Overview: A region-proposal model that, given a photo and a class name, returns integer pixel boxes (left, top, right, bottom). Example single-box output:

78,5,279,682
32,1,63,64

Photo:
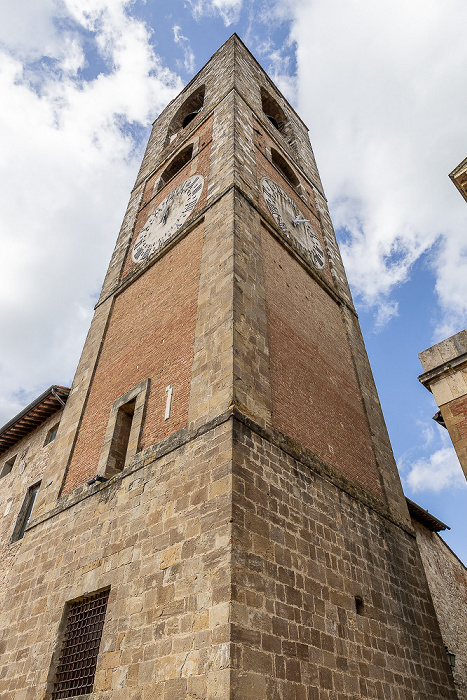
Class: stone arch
165,86,205,145
271,148,300,188
261,87,296,151
157,144,194,193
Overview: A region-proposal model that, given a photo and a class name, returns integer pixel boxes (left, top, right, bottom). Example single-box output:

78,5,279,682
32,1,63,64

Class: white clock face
132,174,204,263
260,176,325,270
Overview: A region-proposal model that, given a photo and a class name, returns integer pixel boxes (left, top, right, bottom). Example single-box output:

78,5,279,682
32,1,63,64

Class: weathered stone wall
413,519,467,700
0,420,233,700
0,415,459,700
419,329,467,479
0,410,64,601
231,418,457,700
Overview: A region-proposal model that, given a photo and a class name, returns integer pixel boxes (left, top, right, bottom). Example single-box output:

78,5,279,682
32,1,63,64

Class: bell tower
0,35,459,700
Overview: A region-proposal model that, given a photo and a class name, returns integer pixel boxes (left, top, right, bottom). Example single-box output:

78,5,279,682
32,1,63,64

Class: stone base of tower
0,412,457,699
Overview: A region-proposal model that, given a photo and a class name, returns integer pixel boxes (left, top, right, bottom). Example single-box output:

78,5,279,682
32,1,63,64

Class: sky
0,0,466,561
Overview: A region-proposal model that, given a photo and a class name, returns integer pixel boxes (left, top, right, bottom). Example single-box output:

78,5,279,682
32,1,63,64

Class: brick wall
260,229,384,501
441,394,467,475
63,225,203,494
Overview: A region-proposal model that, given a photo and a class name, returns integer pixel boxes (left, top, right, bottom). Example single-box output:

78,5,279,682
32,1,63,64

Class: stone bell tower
0,35,459,699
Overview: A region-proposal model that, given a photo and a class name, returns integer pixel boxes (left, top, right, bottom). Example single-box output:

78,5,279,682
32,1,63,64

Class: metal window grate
52,588,110,699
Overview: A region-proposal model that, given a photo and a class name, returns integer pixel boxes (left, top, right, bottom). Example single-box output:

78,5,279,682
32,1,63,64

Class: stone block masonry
0,414,459,698
0,421,233,700
0,34,461,700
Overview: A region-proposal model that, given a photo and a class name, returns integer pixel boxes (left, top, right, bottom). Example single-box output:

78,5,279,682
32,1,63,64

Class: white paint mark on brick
165,385,173,420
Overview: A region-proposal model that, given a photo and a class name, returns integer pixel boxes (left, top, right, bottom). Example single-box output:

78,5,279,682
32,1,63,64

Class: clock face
260,176,326,270
132,174,204,263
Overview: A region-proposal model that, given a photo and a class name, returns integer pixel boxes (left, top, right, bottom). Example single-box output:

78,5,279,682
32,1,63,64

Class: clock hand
292,215,310,227
160,202,171,224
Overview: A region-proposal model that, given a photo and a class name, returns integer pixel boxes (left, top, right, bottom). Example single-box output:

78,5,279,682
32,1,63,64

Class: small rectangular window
1,454,16,478
51,588,110,699
108,399,136,474
44,423,59,446
11,482,40,542
97,379,149,480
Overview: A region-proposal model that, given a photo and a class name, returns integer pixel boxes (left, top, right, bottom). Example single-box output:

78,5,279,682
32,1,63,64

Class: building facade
0,36,460,699
418,158,467,481
419,328,467,480
407,499,467,700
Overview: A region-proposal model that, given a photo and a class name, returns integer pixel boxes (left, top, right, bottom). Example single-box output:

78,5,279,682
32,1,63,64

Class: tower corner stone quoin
0,34,460,700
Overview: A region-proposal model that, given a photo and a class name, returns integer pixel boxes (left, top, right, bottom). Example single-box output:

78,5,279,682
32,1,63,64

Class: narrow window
108,399,136,476
44,423,59,446
97,379,149,480
11,482,41,542
51,588,110,699
1,454,16,478
271,148,300,188
157,144,194,192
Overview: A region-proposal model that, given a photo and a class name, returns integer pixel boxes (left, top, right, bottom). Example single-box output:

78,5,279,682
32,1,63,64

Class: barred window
52,589,110,699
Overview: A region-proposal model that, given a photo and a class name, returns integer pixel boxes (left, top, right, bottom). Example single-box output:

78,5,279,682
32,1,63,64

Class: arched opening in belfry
165,86,205,145
157,144,194,192
261,87,287,133
271,148,300,188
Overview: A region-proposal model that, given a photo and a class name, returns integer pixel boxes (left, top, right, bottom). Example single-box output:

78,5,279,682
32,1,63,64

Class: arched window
261,87,286,135
166,86,205,145
271,148,299,188
157,144,194,192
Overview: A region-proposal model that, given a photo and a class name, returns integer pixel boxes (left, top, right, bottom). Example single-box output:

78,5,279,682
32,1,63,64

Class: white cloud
285,0,467,333
374,300,399,331
416,419,436,448
173,25,196,73
186,0,243,26
0,0,182,426
402,446,466,493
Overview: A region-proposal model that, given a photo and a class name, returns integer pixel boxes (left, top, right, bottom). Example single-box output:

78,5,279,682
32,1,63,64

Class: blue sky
0,0,466,561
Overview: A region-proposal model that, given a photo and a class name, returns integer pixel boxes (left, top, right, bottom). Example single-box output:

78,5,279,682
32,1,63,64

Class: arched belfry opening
271,148,299,188
157,144,194,192
261,87,287,133
261,86,297,151
165,86,205,145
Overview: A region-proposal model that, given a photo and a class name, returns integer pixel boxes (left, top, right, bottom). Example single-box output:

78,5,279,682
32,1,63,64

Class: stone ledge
27,405,414,540
418,352,467,389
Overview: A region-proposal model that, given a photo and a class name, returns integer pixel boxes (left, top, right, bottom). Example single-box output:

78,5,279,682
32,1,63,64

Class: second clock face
132,174,204,263
260,176,325,270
